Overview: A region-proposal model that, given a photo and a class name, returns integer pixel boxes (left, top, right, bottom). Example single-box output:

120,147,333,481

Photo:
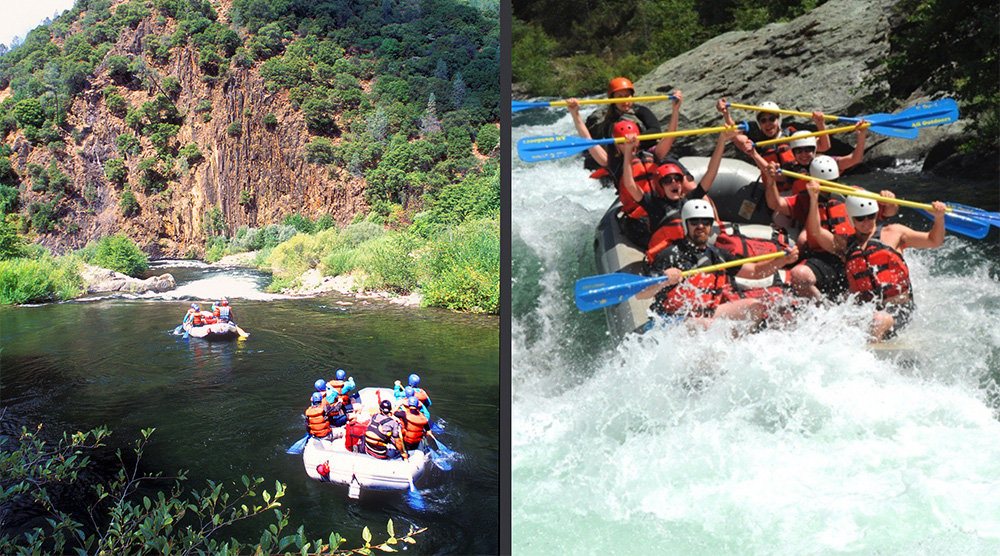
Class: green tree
12,98,45,128
90,233,149,276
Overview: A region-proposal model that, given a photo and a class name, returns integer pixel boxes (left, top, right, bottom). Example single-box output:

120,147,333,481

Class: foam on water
511,112,1000,553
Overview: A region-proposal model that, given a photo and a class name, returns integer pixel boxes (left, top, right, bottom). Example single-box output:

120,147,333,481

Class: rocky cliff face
633,0,988,176
5,3,369,258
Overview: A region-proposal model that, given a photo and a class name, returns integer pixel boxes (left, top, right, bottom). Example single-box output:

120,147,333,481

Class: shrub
476,123,499,155
359,232,422,294
281,213,314,234
116,134,140,156
0,219,26,259
418,217,499,313
227,121,242,136
119,190,139,216
0,255,83,304
88,233,149,277
304,137,336,164
179,143,203,164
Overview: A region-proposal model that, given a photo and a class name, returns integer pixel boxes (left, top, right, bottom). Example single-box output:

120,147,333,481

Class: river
1,262,499,554
511,107,1000,553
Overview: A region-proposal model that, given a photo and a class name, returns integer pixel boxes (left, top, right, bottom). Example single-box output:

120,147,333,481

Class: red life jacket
305,405,331,438
345,418,368,451
191,311,204,325
660,271,741,316
807,197,854,252
400,409,428,445
413,388,430,405
844,234,910,303
713,225,791,258
618,152,660,219
644,206,684,263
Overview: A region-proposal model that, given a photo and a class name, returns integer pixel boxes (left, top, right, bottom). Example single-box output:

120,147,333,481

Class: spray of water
511,108,1000,553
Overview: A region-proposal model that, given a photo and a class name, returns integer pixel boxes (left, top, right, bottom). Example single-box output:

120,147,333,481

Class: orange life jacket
413,388,430,406
645,208,685,264
326,379,350,405
305,405,331,438
191,311,204,325
659,270,741,316
618,152,660,220
400,409,429,445
844,233,910,304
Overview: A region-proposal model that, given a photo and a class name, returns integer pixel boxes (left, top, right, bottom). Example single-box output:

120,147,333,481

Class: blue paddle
512,94,676,113
407,472,425,511
173,325,183,335
430,420,444,434
431,438,456,458
427,446,452,471
517,122,747,162
574,251,790,312
286,434,309,455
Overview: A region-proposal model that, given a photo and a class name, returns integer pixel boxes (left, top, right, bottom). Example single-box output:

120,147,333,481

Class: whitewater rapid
510,108,1000,554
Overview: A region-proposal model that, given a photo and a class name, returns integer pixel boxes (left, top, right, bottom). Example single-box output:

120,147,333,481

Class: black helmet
379,400,392,413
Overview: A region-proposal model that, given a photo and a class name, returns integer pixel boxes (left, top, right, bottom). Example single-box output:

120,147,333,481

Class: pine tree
451,72,466,110
420,93,441,135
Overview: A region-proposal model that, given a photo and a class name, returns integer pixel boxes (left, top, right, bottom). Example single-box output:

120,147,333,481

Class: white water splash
511,110,1000,554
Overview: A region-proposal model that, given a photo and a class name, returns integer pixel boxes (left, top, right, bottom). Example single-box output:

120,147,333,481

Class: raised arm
813,111,832,153
699,129,737,194
763,162,792,216
835,121,867,171
804,181,841,255
653,90,683,160
619,135,644,203
897,201,947,249
567,98,609,167
736,246,800,279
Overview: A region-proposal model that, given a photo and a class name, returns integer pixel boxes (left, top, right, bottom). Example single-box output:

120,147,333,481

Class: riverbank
213,251,424,308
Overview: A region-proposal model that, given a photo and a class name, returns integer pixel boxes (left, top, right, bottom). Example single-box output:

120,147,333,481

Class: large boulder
81,264,175,294
632,0,983,175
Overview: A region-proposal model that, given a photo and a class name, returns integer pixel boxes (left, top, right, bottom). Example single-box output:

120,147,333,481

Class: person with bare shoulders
803,180,946,342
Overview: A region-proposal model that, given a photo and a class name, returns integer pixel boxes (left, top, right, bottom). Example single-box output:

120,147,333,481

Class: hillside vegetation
0,0,500,312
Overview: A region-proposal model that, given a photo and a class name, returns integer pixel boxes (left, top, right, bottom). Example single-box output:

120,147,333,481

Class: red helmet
607,77,634,98
656,163,684,180
612,120,640,138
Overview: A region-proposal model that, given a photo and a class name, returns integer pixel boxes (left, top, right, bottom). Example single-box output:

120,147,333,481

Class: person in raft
566,90,683,247
211,298,235,323
325,369,358,415
364,400,408,460
305,392,333,440
638,199,799,330
394,383,431,419
803,180,946,342
394,396,438,453
583,76,664,163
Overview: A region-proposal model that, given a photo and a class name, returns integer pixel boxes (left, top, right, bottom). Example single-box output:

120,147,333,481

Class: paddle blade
236,325,250,338
433,439,456,457
428,448,453,471
947,203,1000,227
286,434,309,455
173,325,183,335
516,134,608,162
916,209,990,239
574,272,667,312
511,100,549,113
430,420,444,434
407,477,425,511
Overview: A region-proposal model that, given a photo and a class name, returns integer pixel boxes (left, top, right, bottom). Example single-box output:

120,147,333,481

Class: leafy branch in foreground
0,424,425,555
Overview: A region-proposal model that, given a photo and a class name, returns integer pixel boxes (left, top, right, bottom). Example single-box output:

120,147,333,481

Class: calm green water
1,262,499,554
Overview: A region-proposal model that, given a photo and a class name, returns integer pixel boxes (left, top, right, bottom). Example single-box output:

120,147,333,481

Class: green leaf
362,526,372,544
387,519,394,537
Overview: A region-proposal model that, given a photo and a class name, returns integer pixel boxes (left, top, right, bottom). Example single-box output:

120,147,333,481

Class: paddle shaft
729,102,850,123
553,94,676,108
679,250,788,278
597,123,745,147
778,169,940,211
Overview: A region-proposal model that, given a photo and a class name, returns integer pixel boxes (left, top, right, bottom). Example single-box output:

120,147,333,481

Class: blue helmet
311,392,323,404
190,303,200,310
404,386,414,397
407,396,419,407
335,369,346,380
314,379,326,392
408,373,420,387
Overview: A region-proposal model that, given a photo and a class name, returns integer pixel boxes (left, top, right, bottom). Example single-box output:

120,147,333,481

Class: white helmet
788,130,817,150
681,199,715,224
846,195,879,219
810,155,839,180
757,101,781,124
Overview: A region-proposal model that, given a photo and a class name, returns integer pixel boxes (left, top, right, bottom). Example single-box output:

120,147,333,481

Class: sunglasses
660,173,683,184
792,147,816,154
854,214,877,222
687,218,714,228
757,115,779,124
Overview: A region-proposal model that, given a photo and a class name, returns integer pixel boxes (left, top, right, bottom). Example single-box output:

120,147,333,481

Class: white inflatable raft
302,387,428,499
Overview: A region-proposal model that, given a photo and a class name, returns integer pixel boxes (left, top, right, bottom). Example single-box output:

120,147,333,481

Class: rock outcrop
80,264,175,294
6,1,369,259
633,0,989,176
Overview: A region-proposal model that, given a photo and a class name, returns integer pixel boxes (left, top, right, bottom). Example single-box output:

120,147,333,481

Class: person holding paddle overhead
582,77,663,166
638,199,799,330
803,180,946,342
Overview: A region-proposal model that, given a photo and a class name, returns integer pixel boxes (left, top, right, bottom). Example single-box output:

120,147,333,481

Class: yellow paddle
512,94,676,113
